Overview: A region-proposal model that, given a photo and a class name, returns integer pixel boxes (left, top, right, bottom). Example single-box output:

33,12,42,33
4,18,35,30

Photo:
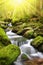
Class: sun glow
7,0,36,21
10,0,25,6
0,0,38,21
15,0,23,4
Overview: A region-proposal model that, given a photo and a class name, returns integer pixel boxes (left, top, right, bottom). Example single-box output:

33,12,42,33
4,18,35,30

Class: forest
0,0,43,65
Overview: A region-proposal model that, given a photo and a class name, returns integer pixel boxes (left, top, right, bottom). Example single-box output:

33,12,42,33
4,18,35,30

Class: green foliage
0,44,20,65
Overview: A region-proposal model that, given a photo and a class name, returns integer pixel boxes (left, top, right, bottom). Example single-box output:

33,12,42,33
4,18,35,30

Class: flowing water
6,30,43,65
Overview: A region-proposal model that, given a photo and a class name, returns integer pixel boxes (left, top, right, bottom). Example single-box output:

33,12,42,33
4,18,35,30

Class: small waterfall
8,23,12,27
20,39,36,54
14,55,23,65
6,30,27,46
6,30,43,65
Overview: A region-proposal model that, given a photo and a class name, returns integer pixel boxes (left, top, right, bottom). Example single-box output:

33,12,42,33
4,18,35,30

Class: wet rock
34,25,43,36
12,25,34,39
0,21,8,29
0,44,20,65
31,36,43,52
12,20,43,39
24,60,37,65
36,58,43,64
32,58,43,65
21,54,29,61
24,58,43,65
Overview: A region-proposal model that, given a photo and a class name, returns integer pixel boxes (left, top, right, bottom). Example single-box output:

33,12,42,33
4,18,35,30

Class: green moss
35,25,43,36
23,29,34,39
0,24,7,29
12,20,43,39
0,21,8,29
31,36,43,47
0,42,4,49
0,27,20,65
21,54,29,61
0,27,11,46
31,36,43,52
0,44,20,65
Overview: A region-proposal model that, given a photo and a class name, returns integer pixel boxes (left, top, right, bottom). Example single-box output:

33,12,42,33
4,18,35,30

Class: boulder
0,27,11,47
12,20,43,39
21,54,29,61
0,44,20,65
24,58,43,65
0,21,8,29
34,25,43,36
31,36,43,52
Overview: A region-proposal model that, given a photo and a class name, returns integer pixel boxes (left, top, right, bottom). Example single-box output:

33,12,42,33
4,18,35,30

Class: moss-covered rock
23,29,34,39
0,44,20,65
0,42,4,49
31,36,43,52
12,21,42,39
11,13,43,39
34,25,43,36
21,54,29,61
0,27,11,46
0,21,8,29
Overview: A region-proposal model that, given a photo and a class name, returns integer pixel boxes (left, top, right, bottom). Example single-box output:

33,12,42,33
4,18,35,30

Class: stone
0,44,20,65
31,36,43,52
21,54,29,61
0,27,11,47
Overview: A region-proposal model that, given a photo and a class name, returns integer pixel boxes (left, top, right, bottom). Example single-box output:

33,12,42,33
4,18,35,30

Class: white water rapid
6,30,43,65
